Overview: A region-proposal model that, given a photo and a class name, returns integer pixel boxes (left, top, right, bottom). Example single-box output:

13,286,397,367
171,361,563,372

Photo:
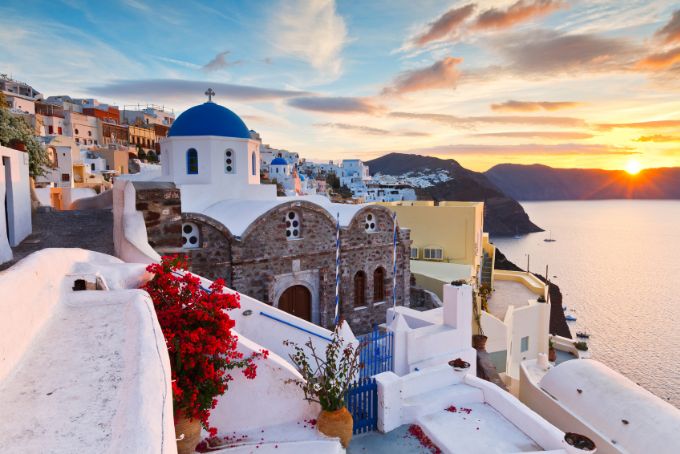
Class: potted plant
284,327,361,448
448,357,470,371
472,289,488,350
549,336,557,362
574,341,589,352
142,256,267,454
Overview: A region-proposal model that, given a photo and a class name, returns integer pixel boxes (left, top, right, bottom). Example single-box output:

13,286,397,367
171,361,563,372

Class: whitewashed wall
0,146,31,263
0,248,175,453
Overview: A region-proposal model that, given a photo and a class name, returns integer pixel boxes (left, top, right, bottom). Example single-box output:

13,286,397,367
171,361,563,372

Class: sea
493,200,680,408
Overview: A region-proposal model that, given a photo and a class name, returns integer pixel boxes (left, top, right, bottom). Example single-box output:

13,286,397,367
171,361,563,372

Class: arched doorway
278,285,312,321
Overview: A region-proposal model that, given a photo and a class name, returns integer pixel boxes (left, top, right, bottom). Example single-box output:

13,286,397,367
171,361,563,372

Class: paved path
1,209,114,271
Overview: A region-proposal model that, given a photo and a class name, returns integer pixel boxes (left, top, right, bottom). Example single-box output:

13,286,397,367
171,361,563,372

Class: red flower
142,255,267,436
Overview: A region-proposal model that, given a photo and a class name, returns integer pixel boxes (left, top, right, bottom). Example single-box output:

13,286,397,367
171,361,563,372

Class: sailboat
544,230,556,242
513,227,521,239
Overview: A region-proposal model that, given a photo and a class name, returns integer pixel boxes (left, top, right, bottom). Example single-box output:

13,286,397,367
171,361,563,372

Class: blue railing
357,327,394,379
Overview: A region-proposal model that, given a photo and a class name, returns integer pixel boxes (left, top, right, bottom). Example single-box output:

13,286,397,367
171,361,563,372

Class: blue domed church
147,91,412,334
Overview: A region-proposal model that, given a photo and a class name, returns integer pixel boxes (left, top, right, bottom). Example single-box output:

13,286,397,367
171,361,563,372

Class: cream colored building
380,201,485,274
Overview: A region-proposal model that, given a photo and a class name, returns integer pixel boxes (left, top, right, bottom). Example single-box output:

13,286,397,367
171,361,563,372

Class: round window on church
365,213,377,232
182,222,200,249
225,149,235,174
285,211,301,239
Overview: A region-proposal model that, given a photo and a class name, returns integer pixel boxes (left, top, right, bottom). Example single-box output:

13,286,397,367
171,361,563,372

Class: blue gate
357,327,393,379
345,377,378,434
343,328,393,434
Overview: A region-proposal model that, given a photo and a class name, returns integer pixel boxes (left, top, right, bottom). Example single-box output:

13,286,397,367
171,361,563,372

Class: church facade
137,93,411,334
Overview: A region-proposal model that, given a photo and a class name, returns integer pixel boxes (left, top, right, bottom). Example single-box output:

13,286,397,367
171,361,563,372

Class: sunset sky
1,0,679,171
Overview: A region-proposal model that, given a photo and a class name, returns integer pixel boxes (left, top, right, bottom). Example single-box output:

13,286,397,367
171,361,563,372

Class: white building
259,143,300,172
365,184,417,202
0,145,31,264
66,111,99,147
340,159,370,189
122,104,175,126
520,357,680,454
1,75,41,115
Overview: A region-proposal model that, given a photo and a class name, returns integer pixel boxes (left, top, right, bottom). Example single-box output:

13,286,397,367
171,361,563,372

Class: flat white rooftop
419,403,542,454
487,279,536,320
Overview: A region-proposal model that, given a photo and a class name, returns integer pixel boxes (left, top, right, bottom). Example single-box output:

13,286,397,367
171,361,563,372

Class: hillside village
1,76,680,454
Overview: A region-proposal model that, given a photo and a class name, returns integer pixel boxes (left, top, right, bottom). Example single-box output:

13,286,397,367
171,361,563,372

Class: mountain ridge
484,163,680,200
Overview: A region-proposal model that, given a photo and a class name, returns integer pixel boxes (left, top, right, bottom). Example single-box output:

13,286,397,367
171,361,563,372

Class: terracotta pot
472,334,488,350
318,406,353,448
549,347,557,362
175,416,202,454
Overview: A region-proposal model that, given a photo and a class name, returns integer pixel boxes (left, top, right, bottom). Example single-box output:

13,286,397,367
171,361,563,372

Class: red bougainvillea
143,255,268,436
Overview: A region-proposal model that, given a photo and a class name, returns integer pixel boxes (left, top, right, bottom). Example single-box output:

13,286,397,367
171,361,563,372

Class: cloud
490,100,583,112
497,30,637,74
287,96,384,114
389,111,586,128
472,131,593,140
473,0,566,30
405,143,637,156
635,46,680,71
412,4,476,47
90,79,307,103
272,0,347,77
635,134,680,142
597,120,680,130
656,10,680,45
315,123,429,137
202,51,240,72
383,57,463,95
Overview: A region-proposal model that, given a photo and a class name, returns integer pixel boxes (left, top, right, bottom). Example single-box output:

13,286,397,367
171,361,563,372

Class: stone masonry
135,185,411,335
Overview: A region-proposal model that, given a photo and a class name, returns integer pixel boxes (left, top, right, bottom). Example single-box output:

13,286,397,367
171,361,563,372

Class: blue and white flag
334,212,341,326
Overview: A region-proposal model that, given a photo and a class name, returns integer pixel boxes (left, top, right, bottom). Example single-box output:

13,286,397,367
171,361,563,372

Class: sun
625,159,642,175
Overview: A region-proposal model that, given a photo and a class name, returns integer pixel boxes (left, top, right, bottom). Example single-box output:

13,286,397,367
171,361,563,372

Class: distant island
366,153,542,236
485,164,680,200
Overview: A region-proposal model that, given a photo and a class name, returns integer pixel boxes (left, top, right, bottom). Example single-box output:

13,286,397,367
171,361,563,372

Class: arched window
251,151,257,176
354,271,366,307
285,211,301,239
182,222,200,248
186,148,198,174
373,267,385,302
225,149,235,173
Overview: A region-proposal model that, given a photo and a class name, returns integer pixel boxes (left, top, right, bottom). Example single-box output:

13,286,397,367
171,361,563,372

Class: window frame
225,148,235,174
354,271,367,307
373,267,385,302
520,336,529,353
186,148,198,175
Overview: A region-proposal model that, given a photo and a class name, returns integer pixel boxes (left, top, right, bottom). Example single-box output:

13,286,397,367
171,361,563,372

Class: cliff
366,153,542,235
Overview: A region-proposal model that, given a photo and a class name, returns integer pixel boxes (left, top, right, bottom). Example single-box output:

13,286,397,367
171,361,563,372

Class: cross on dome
205,88,215,102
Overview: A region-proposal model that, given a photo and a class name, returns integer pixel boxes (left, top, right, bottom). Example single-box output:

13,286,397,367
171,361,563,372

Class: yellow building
379,201,489,286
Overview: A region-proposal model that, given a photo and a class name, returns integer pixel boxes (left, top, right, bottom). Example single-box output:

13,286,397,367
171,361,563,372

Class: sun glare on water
625,159,643,175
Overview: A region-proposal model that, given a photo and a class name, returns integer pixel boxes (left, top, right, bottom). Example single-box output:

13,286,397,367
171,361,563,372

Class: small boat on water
565,314,577,322
576,331,590,338
544,230,556,242
562,306,567,311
